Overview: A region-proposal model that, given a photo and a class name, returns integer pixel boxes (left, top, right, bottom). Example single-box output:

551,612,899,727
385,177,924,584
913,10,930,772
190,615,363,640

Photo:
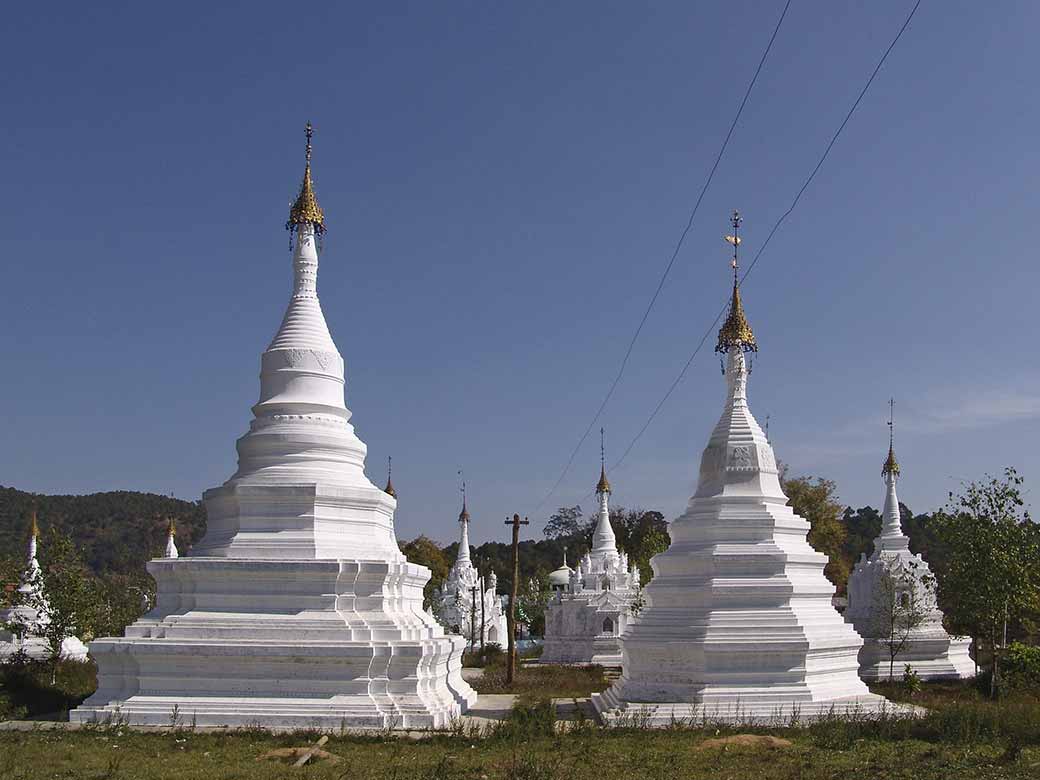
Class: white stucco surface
71,199,474,728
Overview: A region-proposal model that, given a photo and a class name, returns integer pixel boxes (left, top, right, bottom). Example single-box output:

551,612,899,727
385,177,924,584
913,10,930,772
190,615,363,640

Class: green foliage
783,475,849,590
0,486,206,579
902,664,922,697
399,535,450,608
0,657,96,720
1003,642,1040,693
930,468,1040,693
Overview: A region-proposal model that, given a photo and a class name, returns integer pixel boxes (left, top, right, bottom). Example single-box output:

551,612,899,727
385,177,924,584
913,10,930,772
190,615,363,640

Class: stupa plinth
593,213,908,724
844,413,974,680
71,126,475,729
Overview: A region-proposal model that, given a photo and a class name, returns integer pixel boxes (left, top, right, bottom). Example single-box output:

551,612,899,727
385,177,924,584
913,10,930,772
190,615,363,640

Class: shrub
1002,642,1040,693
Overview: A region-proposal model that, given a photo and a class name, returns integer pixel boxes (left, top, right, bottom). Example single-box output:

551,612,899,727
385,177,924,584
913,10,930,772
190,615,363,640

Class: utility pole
479,560,487,654
469,584,478,650
504,512,529,685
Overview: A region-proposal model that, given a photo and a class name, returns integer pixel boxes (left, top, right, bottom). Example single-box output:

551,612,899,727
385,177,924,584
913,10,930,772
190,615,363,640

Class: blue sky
2,1,1038,546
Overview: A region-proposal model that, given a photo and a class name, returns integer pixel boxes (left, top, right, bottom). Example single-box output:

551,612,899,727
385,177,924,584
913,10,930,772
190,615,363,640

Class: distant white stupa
594,213,905,724
844,410,974,680
433,486,508,647
72,125,475,729
0,511,89,662
542,433,641,666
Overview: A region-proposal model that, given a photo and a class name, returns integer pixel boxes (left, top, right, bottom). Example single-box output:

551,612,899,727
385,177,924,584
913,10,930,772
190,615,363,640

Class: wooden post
504,513,529,686
479,564,487,654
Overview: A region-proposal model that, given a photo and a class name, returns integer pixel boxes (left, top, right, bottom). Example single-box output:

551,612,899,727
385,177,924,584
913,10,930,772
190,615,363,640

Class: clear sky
2,1,1038,547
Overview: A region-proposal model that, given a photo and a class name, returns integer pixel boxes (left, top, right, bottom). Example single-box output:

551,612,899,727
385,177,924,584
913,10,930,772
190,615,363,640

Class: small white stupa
844,408,974,680
542,433,641,666
163,518,179,559
594,213,904,724
72,125,475,728
433,487,508,647
0,511,89,662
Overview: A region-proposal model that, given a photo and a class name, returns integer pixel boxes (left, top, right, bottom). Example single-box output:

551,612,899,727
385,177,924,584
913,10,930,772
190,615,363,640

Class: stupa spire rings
716,210,757,355
286,122,326,237
458,470,470,522
883,398,900,478
596,427,611,495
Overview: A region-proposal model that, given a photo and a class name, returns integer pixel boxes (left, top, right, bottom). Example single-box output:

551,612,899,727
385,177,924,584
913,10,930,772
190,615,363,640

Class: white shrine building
541,442,641,666
433,495,508,647
72,126,475,729
0,512,89,662
844,419,974,680
593,213,906,724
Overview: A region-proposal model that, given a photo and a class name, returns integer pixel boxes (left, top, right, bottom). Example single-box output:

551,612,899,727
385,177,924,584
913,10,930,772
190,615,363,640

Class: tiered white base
592,685,916,726
857,634,975,681
70,558,476,729
541,594,631,667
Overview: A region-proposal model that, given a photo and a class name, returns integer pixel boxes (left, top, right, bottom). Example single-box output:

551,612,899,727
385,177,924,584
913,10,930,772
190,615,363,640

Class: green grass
471,654,609,699
3,670,1040,779
1,719,1038,779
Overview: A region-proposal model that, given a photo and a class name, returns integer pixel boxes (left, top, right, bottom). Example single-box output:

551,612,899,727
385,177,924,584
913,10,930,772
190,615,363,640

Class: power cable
534,0,794,512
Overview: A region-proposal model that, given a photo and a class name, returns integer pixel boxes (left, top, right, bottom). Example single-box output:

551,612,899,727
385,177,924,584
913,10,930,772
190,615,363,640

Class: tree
931,468,1040,696
399,535,450,609
783,475,850,591
516,576,552,636
3,528,100,680
542,506,590,541
872,557,932,681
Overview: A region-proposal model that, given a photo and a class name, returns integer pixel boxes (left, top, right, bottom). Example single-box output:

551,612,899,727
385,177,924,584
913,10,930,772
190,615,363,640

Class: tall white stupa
72,125,475,728
542,433,641,666
433,489,508,646
844,407,974,680
594,213,903,724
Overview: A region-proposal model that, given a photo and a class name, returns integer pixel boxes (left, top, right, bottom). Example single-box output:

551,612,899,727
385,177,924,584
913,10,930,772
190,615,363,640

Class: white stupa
72,125,475,729
844,413,974,680
433,492,508,647
0,511,89,662
594,213,905,724
542,438,641,666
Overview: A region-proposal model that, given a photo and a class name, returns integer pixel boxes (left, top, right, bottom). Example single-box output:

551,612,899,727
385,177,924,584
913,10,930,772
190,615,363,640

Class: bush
1002,642,1040,693
0,657,96,720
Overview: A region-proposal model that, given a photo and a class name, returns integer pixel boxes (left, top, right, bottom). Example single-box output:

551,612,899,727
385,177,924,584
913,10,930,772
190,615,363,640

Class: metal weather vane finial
384,455,396,498
596,427,611,495
716,210,757,355
883,397,900,477
725,209,743,282
458,469,470,520
287,121,326,237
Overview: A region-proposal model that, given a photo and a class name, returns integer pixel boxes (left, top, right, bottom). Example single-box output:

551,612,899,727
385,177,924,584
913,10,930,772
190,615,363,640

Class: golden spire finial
167,517,176,536
716,210,757,354
883,398,900,476
596,427,611,494
287,122,326,236
384,456,397,498
29,508,39,539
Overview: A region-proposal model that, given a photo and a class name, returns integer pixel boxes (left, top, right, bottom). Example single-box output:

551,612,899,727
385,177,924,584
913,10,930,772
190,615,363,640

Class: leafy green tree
4,528,100,680
399,535,450,609
783,475,850,591
931,468,1040,696
542,506,591,542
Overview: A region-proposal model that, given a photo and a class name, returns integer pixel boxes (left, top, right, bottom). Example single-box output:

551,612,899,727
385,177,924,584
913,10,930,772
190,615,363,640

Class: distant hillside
0,486,207,577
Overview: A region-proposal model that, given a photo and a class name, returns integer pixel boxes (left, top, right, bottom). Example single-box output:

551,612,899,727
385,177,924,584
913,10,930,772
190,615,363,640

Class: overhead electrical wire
597,0,925,487
533,0,794,512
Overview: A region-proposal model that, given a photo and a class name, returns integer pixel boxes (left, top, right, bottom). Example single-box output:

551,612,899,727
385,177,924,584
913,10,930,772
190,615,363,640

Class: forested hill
0,486,207,576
